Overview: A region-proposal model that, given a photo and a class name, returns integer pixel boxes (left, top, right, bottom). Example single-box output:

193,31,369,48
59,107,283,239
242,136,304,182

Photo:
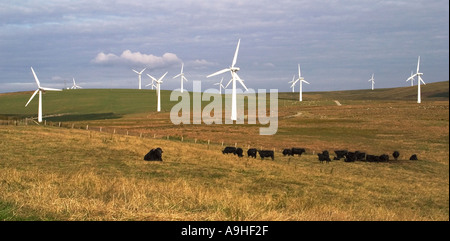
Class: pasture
0,81,448,220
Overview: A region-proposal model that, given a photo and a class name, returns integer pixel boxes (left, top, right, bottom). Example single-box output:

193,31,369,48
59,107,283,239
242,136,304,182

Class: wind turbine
406,71,415,86
132,67,147,90
407,56,426,103
207,39,248,121
71,78,82,89
173,63,188,93
147,72,168,112
146,74,156,90
368,74,375,90
292,64,310,101
288,75,296,93
213,77,225,95
25,67,62,123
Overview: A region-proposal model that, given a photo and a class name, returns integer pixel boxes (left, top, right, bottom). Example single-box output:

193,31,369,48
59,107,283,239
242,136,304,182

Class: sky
0,0,448,93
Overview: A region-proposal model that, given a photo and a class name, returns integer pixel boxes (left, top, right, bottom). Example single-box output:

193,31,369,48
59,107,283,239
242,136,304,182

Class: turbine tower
207,39,248,121
25,67,62,123
173,63,188,93
213,77,225,95
368,74,375,90
147,72,168,112
132,67,147,90
407,56,426,103
406,71,415,86
71,78,82,89
288,75,296,93
291,64,310,101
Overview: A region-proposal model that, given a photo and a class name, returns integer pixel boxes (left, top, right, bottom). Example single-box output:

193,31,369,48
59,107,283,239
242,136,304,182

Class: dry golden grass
0,124,448,221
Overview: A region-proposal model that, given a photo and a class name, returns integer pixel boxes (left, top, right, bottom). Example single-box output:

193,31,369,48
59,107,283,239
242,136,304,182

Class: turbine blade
207,68,230,78
225,79,233,88
417,56,420,73
132,69,139,74
25,89,39,107
159,72,168,81
173,73,182,79
30,67,41,87
420,76,426,85
182,76,188,82
298,64,301,78
140,67,147,74
235,73,248,91
147,74,157,81
41,87,62,91
303,80,310,85
232,39,240,68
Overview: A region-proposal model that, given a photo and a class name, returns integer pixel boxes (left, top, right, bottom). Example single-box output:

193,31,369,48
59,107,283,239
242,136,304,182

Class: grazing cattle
334,150,348,160
291,148,306,156
366,154,380,162
282,149,293,156
318,150,331,163
144,147,163,161
393,151,400,160
247,148,257,158
223,146,237,154
344,152,357,162
222,146,243,157
379,154,389,162
258,150,274,160
409,154,418,160
355,151,366,161
235,148,244,157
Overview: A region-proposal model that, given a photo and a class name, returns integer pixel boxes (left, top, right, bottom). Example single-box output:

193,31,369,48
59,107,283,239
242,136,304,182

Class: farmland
0,81,448,220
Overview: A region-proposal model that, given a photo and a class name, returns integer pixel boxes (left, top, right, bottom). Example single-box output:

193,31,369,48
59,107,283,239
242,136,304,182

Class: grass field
0,81,448,220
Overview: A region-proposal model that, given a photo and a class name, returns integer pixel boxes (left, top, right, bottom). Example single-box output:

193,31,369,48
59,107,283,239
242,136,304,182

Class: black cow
291,148,306,156
366,154,379,162
409,154,418,160
344,152,357,162
379,154,389,162
258,150,274,160
235,148,243,157
144,147,163,161
318,150,331,163
222,146,243,157
223,146,237,154
334,150,348,160
393,151,400,160
247,148,257,158
282,149,293,156
355,151,366,161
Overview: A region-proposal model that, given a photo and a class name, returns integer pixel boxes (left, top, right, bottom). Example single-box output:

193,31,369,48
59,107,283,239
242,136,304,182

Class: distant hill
302,81,449,101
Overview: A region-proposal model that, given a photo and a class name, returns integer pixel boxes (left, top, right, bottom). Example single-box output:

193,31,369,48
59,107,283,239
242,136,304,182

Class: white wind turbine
71,78,82,89
288,75,296,93
207,39,248,121
147,72,168,112
173,63,188,93
146,74,156,90
25,67,62,123
213,77,225,95
406,71,415,86
407,56,426,103
132,67,147,90
291,64,310,101
368,74,375,90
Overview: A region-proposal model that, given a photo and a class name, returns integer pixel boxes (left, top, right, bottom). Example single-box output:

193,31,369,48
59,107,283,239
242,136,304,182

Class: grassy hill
0,81,448,220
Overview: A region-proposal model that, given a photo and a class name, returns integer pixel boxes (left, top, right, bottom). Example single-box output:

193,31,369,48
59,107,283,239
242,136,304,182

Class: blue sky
0,0,448,93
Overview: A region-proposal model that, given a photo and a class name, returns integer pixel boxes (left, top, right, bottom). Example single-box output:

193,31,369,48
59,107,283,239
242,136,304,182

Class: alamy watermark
169,81,278,135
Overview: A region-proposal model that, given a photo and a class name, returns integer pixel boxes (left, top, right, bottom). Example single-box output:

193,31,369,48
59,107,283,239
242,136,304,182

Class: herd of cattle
143,146,419,163
221,146,419,163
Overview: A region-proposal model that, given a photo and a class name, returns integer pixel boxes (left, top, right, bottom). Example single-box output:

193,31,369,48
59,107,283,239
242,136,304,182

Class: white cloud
92,50,182,68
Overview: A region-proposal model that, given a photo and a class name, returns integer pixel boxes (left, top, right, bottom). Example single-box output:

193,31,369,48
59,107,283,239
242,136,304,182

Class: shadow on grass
46,113,122,122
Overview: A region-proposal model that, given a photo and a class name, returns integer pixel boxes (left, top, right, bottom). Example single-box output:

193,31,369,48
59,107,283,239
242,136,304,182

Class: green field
0,81,448,220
